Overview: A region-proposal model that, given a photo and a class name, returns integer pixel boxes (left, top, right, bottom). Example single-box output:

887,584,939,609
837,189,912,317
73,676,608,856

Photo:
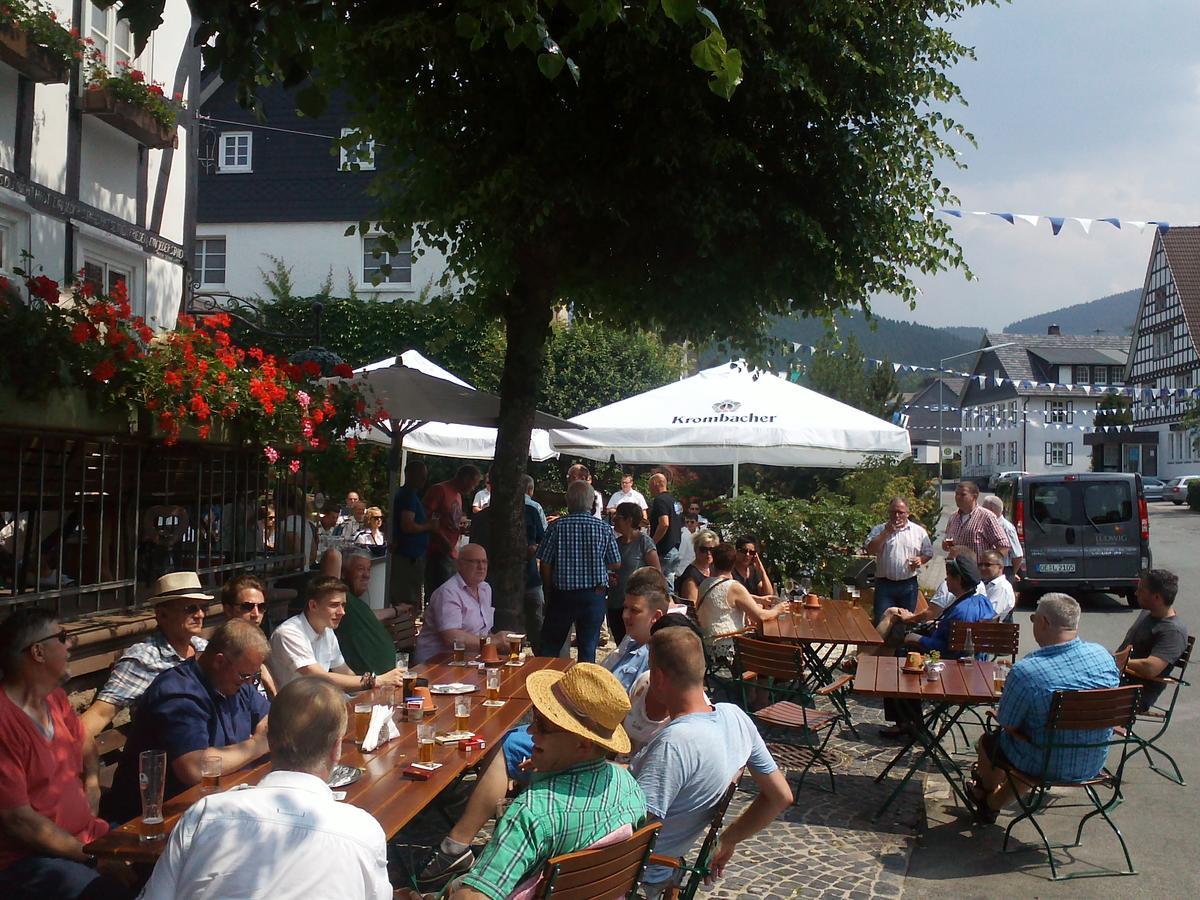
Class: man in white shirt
863,497,933,624
981,495,1025,583
568,464,605,518
979,550,1016,622
269,576,404,693
138,676,392,900
606,474,648,516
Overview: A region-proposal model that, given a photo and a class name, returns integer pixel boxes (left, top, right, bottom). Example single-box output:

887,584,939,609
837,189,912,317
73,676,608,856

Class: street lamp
938,342,1018,499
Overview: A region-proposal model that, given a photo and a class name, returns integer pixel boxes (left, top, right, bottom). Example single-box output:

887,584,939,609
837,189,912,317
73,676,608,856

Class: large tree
119,0,983,628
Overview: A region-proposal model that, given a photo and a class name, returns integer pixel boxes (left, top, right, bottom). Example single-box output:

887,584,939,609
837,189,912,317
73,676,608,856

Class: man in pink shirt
424,465,482,600
415,544,495,663
0,609,133,898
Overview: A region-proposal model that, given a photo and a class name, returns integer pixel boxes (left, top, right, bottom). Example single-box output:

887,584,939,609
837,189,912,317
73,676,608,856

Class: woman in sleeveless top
696,543,784,659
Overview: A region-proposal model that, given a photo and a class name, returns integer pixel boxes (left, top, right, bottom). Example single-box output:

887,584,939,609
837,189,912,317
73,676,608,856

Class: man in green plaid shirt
450,663,647,900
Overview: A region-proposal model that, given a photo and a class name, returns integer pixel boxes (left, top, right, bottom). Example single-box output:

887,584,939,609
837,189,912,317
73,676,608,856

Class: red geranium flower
129,69,145,83
92,359,117,382
301,361,322,377
26,275,60,305
333,363,354,378
69,322,96,344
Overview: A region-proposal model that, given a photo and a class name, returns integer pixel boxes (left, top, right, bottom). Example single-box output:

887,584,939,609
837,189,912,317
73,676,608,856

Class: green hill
764,311,981,369
1004,288,1140,335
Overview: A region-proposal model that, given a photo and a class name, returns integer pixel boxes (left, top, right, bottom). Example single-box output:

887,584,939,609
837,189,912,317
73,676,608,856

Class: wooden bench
375,604,417,655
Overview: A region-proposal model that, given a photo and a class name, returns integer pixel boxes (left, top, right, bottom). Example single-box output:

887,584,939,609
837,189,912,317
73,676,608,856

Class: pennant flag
1048,217,1066,235
1015,214,1040,227
1073,218,1094,234
1099,217,1121,229
991,212,1015,224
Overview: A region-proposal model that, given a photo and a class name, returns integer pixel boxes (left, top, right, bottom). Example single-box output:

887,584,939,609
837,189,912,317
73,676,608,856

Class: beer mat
482,700,506,708
504,660,525,667
332,791,347,801
411,762,443,771
430,683,477,694
435,730,475,743
327,764,364,788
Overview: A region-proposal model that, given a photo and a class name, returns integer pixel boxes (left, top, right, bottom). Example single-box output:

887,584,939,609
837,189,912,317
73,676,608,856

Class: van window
1030,484,1073,526
1084,482,1133,526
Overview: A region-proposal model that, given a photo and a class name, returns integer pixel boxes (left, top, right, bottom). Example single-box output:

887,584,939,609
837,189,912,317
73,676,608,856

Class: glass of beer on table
453,640,466,664
486,667,501,702
354,701,373,746
507,633,524,662
417,723,436,763
455,695,472,733
138,750,167,842
402,669,418,699
200,753,222,794
993,660,1009,694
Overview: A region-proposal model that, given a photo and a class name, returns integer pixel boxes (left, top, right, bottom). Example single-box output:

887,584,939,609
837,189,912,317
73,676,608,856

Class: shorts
978,729,1016,772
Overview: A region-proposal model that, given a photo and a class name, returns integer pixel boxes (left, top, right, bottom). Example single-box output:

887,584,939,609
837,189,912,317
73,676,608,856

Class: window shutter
1066,443,1073,466
1044,400,1050,424
1045,442,1052,466
1067,401,1074,424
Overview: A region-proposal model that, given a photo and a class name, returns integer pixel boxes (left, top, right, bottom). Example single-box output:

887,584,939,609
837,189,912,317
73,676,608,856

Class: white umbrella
353,352,558,461
548,361,910,492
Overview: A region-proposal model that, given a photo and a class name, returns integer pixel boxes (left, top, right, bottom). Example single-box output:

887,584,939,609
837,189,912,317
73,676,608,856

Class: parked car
1164,475,1200,505
1012,473,1150,607
1141,476,1166,501
988,470,1029,490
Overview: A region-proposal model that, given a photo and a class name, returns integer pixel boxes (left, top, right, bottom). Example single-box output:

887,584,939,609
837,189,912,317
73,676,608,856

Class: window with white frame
1010,400,1018,424
89,2,134,70
194,237,226,285
1074,365,1090,384
1153,329,1172,358
1046,400,1073,424
339,128,376,171
0,220,10,274
82,256,131,298
1045,442,1072,467
218,132,252,173
1092,366,1108,386
362,236,412,285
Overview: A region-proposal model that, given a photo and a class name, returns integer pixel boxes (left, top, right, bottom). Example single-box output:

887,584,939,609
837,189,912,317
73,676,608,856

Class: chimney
1047,324,1061,336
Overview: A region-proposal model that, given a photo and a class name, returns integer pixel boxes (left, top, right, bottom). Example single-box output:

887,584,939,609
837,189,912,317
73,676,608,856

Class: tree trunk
488,282,554,632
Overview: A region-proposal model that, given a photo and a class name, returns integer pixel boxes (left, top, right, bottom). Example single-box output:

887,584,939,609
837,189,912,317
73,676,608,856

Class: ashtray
327,764,364,789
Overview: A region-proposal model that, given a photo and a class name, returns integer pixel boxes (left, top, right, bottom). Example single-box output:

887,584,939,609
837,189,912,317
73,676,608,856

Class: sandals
964,778,999,825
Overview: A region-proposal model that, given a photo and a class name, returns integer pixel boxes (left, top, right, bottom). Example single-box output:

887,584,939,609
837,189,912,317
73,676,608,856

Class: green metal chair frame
1000,684,1141,881
1119,634,1193,786
941,621,1021,752
731,634,849,794
646,774,742,900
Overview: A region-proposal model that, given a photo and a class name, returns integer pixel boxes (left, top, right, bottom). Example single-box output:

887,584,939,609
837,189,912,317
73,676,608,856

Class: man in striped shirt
536,481,621,663
943,481,1009,561
864,497,933,623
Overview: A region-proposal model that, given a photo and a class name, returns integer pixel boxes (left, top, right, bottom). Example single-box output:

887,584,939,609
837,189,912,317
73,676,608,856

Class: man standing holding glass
864,497,933,624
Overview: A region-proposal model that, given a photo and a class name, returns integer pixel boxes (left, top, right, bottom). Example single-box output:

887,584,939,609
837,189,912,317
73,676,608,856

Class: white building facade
0,1,197,326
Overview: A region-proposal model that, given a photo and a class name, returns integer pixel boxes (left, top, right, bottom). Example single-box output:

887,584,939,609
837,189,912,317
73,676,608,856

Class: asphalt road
902,498,1200,897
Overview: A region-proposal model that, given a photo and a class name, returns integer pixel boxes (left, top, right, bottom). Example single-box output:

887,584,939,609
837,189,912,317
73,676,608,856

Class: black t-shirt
650,492,681,555
1120,610,1189,709
732,565,763,595
678,564,707,596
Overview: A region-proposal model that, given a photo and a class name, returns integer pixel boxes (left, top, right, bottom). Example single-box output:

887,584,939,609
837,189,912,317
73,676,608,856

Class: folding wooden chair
732,634,849,793
536,821,662,899
647,775,741,900
1000,684,1141,880
1116,635,1193,786
702,626,756,704
949,620,1020,660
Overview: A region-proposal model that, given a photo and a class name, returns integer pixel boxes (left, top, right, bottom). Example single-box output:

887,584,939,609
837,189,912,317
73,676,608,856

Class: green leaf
455,14,481,39
695,5,721,32
537,52,565,81
344,225,356,237
690,32,726,73
565,57,581,85
661,0,697,27
708,48,743,100
295,84,327,117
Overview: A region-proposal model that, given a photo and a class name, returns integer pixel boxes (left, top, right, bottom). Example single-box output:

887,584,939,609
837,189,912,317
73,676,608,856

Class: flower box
0,24,70,84
82,86,177,149
0,386,133,435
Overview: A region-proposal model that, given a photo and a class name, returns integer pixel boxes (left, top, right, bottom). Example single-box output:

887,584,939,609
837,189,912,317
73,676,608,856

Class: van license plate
1038,563,1076,574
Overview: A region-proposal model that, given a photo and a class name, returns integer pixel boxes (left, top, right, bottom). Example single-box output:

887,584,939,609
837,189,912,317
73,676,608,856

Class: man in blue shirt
536,481,620,663
102,620,271,823
969,592,1119,821
391,458,439,609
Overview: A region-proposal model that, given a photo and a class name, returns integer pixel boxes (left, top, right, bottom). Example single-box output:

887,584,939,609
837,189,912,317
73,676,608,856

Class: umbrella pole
384,421,402,608
733,459,740,498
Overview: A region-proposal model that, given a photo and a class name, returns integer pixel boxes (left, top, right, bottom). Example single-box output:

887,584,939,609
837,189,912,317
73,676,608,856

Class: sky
869,0,1200,330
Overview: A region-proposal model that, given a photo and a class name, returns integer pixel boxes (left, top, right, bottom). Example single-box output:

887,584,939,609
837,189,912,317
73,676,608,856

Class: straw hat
526,663,632,755
146,572,214,605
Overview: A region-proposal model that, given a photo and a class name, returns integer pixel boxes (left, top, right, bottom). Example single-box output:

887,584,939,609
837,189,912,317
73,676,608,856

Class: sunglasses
22,628,69,652
531,712,567,736
238,601,266,613
695,546,714,554
738,548,758,556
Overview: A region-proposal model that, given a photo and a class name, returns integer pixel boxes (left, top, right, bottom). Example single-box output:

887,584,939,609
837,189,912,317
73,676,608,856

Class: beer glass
354,702,373,746
486,667,501,702
417,723,436,763
402,670,417,699
453,640,466,664
138,750,167,842
993,661,1009,694
200,753,222,794
507,633,523,662
455,696,472,733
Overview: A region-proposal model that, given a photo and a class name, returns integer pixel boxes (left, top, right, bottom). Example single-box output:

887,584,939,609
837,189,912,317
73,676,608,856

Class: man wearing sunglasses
0,608,134,899
81,572,211,740
220,574,277,699
102,620,271,824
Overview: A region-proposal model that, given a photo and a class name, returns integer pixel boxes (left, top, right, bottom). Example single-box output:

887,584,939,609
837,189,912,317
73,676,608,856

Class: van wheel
1173,500,1184,506
1125,589,1141,608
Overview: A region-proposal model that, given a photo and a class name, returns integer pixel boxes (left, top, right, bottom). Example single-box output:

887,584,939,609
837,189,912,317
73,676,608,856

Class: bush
838,456,940,535
1188,479,1200,512
712,489,873,596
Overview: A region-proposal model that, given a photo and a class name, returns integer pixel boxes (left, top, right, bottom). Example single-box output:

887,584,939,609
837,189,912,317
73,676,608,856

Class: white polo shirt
269,613,346,690
864,520,933,581
606,488,649,511
984,575,1016,620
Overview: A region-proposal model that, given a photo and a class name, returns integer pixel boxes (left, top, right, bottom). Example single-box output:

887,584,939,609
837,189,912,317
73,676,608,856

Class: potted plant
0,0,86,83
82,56,184,148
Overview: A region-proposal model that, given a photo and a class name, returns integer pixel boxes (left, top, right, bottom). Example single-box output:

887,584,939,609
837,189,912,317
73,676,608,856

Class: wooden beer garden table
760,598,883,727
853,654,999,818
85,654,573,863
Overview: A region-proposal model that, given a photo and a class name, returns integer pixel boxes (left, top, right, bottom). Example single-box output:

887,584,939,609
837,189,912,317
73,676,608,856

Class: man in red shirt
942,481,1010,561
423,465,482,600
0,609,133,898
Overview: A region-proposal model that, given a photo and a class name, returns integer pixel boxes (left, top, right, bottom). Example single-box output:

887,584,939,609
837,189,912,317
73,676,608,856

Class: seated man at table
81,571,210,740
101,620,271,824
632,627,792,895
1116,568,1189,712
269,576,405,693
333,549,404,677
138,676,392,899
220,573,277,698
414,543,494,664
0,609,133,900
415,579,670,891
969,593,1120,822
979,549,1016,623
443,664,646,900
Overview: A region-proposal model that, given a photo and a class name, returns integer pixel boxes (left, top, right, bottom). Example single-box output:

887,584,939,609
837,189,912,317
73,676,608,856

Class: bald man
414,544,494,663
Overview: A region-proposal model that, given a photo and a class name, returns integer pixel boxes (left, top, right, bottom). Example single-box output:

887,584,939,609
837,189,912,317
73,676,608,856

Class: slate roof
980,332,1131,388
1159,225,1200,342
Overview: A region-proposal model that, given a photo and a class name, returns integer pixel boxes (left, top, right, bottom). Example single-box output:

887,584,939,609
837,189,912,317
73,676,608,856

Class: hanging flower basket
82,86,178,149
0,24,70,83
